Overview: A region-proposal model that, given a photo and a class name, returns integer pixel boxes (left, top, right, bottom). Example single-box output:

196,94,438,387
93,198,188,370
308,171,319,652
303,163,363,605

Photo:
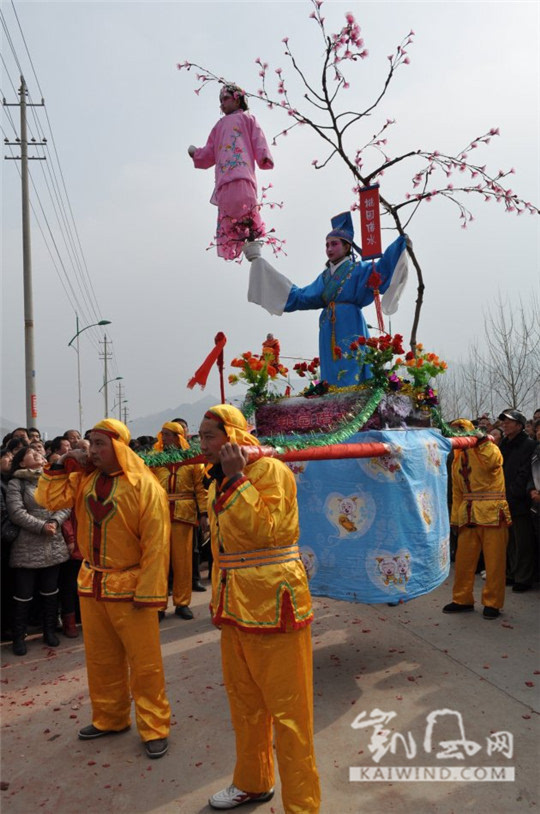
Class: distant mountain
127,394,221,438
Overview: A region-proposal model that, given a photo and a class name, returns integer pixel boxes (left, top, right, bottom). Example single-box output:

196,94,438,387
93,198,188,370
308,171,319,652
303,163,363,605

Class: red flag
359,185,382,260
187,332,227,399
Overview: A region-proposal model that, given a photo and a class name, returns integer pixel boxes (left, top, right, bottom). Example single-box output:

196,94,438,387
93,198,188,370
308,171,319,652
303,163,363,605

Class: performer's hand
58,448,88,467
188,145,196,157
243,241,262,262
219,443,248,478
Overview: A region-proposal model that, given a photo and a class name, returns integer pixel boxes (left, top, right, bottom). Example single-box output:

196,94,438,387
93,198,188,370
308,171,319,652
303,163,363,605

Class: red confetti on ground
87,761,96,766
362,629,371,633
525,682,535,687
501,623,514,629
195,762,203,767
407,676,416,682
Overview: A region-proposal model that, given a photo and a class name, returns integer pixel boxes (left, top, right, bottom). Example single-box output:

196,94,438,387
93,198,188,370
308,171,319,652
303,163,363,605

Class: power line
2,4,113,344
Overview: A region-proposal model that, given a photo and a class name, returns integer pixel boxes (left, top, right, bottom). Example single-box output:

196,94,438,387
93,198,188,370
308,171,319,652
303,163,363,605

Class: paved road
1,571,538,813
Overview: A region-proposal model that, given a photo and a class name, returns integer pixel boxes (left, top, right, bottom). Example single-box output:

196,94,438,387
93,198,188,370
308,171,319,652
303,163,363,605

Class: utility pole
76,314,83,434
123,402,129,425
116,380,125,420
3,76,45,426
99,334,112,416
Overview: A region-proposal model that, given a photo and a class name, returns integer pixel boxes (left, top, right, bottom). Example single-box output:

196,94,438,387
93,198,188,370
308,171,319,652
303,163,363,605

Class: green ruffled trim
430,407,485,439
139,393,483,468
140,444,202,467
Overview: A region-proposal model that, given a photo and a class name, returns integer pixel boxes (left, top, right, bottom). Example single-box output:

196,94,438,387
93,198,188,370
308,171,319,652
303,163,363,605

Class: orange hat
153,421,189,452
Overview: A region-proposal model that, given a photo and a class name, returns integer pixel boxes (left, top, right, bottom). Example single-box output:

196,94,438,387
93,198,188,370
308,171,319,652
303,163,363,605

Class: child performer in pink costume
188,84,274,261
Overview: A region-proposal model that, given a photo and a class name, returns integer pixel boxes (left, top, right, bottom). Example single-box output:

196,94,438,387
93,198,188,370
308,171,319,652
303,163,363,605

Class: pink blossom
489,127,500,135
345,12,355,23
403,57,410,64
282,37,289,44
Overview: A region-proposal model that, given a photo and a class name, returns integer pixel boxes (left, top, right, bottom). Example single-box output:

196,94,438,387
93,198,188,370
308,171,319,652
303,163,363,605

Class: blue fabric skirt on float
290,429,452,604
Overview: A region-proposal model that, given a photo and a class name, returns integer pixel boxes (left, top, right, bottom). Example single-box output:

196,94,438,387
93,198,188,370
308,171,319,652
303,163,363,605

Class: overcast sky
2,0,539,435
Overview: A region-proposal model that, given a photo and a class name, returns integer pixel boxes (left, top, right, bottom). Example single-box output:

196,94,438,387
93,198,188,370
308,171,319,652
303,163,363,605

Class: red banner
31,394,37,419
359,184,382,260
187,332,227,401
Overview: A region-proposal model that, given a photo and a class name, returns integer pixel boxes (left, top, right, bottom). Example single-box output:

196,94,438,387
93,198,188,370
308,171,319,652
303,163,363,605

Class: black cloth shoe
144,737,168,759
512,583,532,593
78,724,130,740
442,602,474,614
158,610,165,622
483,607,500,619
505,577,515,586
175,605,194,620
192,581,207,592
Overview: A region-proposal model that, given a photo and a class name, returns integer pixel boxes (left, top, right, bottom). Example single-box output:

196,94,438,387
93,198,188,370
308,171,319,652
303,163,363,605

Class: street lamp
99,376,123,416
68,315,111,434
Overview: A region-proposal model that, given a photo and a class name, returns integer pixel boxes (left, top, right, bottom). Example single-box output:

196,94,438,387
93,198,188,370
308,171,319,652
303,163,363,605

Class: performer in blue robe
245,212,408,386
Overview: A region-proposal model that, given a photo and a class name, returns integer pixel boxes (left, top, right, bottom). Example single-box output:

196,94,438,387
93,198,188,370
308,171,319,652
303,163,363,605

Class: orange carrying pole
155,435,481,468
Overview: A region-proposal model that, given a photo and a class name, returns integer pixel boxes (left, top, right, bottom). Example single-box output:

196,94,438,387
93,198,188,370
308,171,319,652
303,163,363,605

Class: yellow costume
205,405,320,814
450,419,511,610
35,418,171,741
154,422,207,608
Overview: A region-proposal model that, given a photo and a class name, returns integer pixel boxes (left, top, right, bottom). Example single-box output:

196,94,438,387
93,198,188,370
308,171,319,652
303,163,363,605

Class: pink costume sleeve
192,122,218,169
249,116,274,170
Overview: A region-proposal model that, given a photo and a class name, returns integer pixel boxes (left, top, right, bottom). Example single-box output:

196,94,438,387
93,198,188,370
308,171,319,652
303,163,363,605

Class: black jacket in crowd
500,430,536,516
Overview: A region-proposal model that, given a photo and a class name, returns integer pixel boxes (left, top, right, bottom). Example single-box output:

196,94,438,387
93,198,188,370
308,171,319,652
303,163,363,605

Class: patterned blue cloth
292,429,452,604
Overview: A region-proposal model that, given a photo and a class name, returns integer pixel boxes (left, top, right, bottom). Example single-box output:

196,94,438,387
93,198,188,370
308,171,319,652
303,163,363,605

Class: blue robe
284,235,407,386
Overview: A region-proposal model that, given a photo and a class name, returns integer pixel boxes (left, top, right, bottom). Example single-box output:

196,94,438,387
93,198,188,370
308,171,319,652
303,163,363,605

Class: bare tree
481,294,540,414
436,363,468,421
178,0,539,351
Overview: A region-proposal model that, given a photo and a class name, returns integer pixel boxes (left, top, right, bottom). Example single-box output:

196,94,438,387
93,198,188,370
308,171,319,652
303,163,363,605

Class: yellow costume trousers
80,598,170,741
453,525,508,609
171,522,193,607
221,625,320,814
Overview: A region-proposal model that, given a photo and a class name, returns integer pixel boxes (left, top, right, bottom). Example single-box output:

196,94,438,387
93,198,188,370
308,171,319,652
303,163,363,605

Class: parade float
144,331,481,606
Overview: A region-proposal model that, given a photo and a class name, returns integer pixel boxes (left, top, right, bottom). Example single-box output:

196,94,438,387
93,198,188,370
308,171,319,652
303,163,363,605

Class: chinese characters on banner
359,185,382,260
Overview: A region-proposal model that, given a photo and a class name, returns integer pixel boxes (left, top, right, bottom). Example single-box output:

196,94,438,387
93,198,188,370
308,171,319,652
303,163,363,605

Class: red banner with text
359,184,382,260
